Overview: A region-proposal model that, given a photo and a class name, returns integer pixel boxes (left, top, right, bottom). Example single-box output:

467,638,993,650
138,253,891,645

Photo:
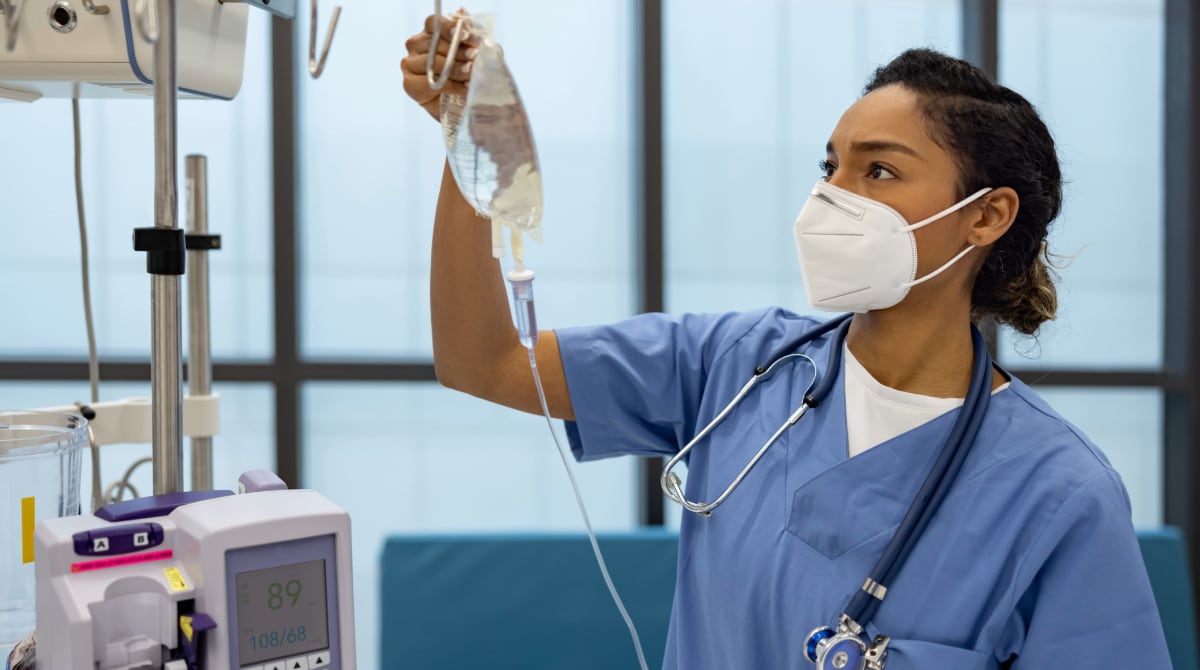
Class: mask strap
901,188,994,232
901,244,977,288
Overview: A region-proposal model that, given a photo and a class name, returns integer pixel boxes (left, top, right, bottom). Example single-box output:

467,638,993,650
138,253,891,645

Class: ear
966,186,1019,247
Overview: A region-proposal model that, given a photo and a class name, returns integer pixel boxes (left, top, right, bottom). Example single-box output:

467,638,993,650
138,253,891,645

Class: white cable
526,346,651,670
74,98,147,508
72,96,104,512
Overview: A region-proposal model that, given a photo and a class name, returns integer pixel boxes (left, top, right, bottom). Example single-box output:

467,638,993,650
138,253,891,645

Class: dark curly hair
865,48,1063,335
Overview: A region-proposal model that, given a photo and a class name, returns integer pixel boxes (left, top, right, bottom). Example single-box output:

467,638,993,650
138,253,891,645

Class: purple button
72,522,165,556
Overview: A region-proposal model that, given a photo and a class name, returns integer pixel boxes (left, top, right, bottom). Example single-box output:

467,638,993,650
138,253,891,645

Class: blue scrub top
556,307,1171,670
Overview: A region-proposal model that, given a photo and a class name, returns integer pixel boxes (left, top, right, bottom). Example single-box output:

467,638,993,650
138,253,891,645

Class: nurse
402,18,1172,670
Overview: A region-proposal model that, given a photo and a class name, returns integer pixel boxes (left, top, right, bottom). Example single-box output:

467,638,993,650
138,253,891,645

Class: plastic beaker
0,411,85,656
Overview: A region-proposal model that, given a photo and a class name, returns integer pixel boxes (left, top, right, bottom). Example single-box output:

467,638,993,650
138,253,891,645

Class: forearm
430,161,517,390
429,161,576,420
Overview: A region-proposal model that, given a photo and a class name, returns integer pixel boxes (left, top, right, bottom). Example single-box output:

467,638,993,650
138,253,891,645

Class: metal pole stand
186,154,220,491
132,0,183,496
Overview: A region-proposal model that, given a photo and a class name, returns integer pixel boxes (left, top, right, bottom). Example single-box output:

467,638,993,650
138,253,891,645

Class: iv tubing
73,95,104,512
517,281,650,670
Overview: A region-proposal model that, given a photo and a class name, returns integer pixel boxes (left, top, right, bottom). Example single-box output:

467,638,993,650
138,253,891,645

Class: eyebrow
826,140,922,159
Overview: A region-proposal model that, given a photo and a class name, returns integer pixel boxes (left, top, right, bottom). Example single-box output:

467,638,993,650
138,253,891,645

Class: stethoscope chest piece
807,628,864,670
805,625,890,670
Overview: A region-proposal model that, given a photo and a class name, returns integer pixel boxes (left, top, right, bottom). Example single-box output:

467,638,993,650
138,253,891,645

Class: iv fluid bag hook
81,0,110,15
426,0,466,92
133,0,158,43
308,0,341,78
0,0,24,52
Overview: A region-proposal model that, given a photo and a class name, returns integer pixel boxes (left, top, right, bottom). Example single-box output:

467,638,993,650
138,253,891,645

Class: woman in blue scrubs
403,20,1171,669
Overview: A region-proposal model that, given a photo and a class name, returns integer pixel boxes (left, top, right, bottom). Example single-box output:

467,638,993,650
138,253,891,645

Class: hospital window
0,0,1190,668
0,16,273,361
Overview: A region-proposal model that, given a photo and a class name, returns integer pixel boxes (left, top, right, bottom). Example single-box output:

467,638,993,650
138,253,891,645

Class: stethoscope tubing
661,353,817,514
844,325,994,628
661,315,853,515
759,314,854,388
660,312,995,637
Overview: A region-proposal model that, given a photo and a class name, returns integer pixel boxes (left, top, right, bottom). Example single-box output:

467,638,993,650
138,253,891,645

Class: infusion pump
35,480,356,670
0,0,276,101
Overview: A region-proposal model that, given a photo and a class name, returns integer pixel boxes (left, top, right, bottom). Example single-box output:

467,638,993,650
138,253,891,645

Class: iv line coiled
526,347,651,670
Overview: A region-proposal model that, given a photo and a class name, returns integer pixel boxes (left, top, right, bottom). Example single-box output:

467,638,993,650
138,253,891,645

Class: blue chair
380,529,1198,669
1138,527,1199,670
380,531,679,669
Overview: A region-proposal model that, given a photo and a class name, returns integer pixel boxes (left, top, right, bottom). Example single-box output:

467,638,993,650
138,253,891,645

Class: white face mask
792,180,993,313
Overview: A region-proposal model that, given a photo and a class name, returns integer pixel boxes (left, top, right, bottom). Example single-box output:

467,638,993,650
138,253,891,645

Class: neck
845,292,977,398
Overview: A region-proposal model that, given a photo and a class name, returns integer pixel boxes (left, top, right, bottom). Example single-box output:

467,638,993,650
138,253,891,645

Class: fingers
421,14,482,47
400,52,473,81
405,31,479,62
402,66,466,96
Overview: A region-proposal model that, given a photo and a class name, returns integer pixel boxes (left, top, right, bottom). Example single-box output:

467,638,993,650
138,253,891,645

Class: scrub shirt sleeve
1005,470,1171,669
555,310,764,462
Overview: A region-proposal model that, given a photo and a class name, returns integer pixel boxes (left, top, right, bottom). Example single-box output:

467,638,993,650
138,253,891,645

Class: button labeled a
92,537,109,553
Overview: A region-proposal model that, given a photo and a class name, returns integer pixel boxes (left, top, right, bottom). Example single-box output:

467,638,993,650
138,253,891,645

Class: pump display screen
235,559,330,665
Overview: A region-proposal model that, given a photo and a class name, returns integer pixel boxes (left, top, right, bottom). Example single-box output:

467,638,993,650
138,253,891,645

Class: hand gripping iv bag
440,13,543,263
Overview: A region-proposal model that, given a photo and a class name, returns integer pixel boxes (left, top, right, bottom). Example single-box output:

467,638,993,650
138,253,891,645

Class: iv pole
187,154,215,492
141,0,338,495
149,0,183,495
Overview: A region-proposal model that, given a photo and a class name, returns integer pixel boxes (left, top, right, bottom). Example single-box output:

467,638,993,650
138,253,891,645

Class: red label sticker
71,549,174,573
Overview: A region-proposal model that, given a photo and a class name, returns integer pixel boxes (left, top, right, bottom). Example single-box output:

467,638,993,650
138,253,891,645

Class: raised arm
401,14,575,420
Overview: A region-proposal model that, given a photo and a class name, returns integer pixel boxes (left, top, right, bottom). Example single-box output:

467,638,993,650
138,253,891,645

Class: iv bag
440,13,543,260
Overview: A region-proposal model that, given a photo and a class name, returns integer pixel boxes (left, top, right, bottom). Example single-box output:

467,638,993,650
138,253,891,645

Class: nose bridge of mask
812,188,867,221
811,181,901,226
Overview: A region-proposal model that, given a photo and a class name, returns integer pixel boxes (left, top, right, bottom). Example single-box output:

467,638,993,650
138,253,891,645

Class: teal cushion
1138,527,1199,670
380,531,679,669
380,528,1197,669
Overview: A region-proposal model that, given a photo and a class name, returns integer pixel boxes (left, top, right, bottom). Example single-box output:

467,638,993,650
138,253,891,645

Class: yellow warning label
164,566,188,592
21,497,34,564
180,615,194,642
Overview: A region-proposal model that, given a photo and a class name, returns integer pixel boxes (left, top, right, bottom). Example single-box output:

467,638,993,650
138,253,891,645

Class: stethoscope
660,313,995,670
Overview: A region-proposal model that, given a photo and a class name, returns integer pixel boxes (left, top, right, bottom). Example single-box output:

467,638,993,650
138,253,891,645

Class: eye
818,159,836,181
869,163,898,180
